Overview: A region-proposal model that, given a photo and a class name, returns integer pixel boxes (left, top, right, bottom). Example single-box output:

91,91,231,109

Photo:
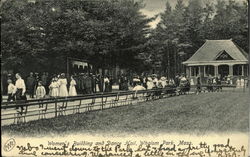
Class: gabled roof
215,50,234,60
183,39,248,64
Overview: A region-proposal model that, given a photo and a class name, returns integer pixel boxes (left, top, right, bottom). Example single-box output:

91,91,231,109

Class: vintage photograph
1,0,249,156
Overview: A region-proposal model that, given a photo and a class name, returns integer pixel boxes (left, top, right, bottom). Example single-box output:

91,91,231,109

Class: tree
1,0,153,75
145,0,248,78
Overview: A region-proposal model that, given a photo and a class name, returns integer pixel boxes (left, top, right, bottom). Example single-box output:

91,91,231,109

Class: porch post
229,65,233,76
214,65,218,77
198,66,201,76
203,65,206,77
186,66,189,78
189,66,192,77
241,65,244,76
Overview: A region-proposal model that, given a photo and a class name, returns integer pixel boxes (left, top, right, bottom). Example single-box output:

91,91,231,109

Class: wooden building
183,39,248,83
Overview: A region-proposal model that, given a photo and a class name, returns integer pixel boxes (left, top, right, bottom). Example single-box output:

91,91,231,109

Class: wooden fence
1,84,242,125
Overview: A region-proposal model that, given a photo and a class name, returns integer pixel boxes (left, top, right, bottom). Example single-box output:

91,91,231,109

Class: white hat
160,77,166,81
147,77,152,81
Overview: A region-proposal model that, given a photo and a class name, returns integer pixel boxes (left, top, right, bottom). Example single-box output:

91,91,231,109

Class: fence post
101,93,104,110
55,100,58,118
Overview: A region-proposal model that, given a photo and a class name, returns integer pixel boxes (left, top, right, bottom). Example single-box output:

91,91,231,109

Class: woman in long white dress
58,73,68,97
49,78,59,97
69,76,77,96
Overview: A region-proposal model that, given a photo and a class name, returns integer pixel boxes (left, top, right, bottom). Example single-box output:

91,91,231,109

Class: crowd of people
130,74,191,95
4,72,118,102
4,72,189,102
3,71,247,102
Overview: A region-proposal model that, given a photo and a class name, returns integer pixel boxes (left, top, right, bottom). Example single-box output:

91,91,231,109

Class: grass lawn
2,92,249,137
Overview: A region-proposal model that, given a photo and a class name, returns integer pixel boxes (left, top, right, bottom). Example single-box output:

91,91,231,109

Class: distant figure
174,74,180,87
103,76,110,92
180,75,187,83
34,72,40,94
132,83,146,98
26,72,35,98
109,75,113,92
36,81,46,99
91,74,97,93
240,77,245,88
69,76,77,96
7,79,16,102
14,73,26,109
169,79,175,86
207,74,213,92
152,74,158,85
58,73,68,97
236,77,241,88
14,73,26,100
132,83,146,91
159,77,167,88
41,72,47,86
49,78,59,97
85,74,93,94
123,75,129,90
196,75,201,95
226,76,231,84
97,74,103,92
146,77,154,90
216,75,222,92
133,76,141,87
190,78,194,86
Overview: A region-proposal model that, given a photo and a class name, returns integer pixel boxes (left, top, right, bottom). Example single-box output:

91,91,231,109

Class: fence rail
1,84,246,125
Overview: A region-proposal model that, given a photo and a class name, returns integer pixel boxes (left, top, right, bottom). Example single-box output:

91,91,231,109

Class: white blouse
15,78,26,94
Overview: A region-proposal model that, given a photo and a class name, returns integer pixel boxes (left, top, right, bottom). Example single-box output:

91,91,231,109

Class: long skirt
50,88,59,97
16,89,27,109
69,86,77,96
59,85,68,97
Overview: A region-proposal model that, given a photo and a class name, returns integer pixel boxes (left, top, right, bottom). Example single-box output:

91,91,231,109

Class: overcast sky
140,0,190,28
140,0,246,28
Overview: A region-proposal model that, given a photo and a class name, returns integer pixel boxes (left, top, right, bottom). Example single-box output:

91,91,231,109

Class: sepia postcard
1,0,249,156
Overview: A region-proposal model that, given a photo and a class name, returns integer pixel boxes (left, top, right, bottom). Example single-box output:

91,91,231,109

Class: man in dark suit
26,72,35,98
85,74,92,94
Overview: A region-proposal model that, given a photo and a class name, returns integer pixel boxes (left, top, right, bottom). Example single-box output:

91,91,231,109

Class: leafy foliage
1,0,153,74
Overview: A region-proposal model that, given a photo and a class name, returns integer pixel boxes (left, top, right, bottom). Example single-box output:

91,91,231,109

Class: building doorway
218,65,229,78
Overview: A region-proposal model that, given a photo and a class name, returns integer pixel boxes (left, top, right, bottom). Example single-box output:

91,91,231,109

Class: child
7,79,16,102
36,81,46,99
49,78,59,97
